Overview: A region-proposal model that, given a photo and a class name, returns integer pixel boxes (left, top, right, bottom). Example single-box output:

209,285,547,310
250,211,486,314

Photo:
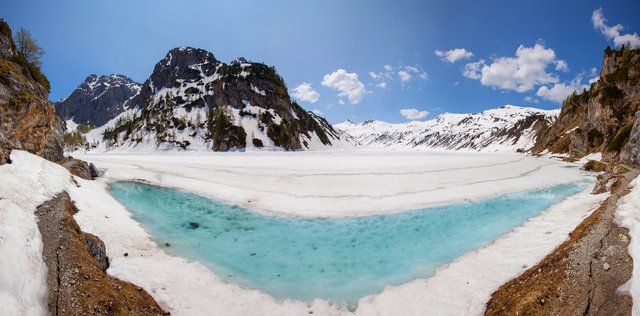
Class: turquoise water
109,181,585,304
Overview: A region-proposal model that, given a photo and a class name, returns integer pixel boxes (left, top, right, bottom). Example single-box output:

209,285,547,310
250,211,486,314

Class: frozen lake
70,151,604,315
109,180,586,304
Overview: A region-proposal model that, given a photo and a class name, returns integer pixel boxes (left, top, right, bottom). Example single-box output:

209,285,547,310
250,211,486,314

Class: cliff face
533,46,640,165
0,21,63,164
54,74,141,126
98,47,343,151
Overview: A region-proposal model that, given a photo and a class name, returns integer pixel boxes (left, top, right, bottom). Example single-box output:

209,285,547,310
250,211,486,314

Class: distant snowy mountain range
334,105,559,152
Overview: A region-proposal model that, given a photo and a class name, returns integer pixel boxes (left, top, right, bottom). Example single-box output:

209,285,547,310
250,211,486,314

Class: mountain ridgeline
87,47,343,151
54,74,141,126
533,45,640,165
335,106,558,152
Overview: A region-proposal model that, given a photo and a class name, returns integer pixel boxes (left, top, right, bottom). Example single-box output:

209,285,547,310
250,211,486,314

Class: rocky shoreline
485,165,639,315
35,191,168,315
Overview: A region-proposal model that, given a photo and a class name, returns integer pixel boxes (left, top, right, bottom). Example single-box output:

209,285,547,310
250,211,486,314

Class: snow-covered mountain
55,74,142,126
65,47,352,152
335,105,559,152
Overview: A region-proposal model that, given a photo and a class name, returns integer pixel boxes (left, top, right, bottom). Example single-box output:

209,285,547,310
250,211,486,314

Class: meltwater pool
109,181,586,304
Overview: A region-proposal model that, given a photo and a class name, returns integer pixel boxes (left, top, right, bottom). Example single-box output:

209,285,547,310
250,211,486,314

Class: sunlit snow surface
110,180,585,303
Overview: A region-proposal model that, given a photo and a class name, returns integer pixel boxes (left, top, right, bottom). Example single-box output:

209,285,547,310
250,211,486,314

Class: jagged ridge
54,74,141,126
335,105,558,152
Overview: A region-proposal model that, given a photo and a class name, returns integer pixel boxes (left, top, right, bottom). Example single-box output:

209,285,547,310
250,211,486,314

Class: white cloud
311,109,323,115
435,48,474,63
400,108,429,120
291,82,320,103
398,70,412,82
338,99,345,105
462,60,485,80
592,8,640,48
469,44,560,93
554,60,569,72
370,64,427,88
536,72,594,103
321,69,368,104
524,96,539,104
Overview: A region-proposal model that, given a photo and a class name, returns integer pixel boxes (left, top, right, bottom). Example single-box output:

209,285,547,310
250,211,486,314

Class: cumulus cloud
435,48,474,63
376,82,387,89
398,70,412,82
321,69,368,104
384,64,393,71
291,82,320,103
592,8,640,48
523,96,539,104
462,60,485,80
400,108,429,120
311,109,323,115
465,44,561,93
536,72,596,103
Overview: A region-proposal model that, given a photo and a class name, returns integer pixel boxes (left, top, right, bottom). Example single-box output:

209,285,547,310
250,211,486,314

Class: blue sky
3,0,639,123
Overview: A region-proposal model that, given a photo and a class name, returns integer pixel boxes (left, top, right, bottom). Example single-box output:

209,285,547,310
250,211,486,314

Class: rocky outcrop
98,47,343,151
35,192,167,315
54,74,141,126
533,46,640,165
0,20,63,164
59,156,98,180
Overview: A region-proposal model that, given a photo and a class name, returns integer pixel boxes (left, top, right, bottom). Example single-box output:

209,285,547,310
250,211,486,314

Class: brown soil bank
485,168,639,315
36,192,168,315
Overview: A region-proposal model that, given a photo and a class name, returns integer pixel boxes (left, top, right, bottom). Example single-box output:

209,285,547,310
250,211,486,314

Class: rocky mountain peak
89,46,347,152
55,74,141,126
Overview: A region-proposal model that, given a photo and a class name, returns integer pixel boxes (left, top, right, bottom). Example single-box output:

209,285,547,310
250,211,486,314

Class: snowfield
0,150,610,315
75,150,588,218
615,177,640,315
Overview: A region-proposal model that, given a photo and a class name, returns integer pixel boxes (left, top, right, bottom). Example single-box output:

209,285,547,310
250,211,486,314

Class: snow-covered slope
335,105,559,152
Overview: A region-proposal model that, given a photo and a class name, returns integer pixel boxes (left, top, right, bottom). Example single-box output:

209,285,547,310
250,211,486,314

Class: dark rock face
102,46,340,151
83,232,109,271
533,46,640,165
89,162,99,178
620,110,640,165
0,22,64,164
54,74,141,126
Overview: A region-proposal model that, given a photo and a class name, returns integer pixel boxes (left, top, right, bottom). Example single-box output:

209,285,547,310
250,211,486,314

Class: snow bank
0,151,72,315
615,177,640,315
75,151,588,218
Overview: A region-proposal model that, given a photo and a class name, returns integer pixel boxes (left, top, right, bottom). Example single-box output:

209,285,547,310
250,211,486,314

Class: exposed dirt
485,168,639,315
36,192,168,315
